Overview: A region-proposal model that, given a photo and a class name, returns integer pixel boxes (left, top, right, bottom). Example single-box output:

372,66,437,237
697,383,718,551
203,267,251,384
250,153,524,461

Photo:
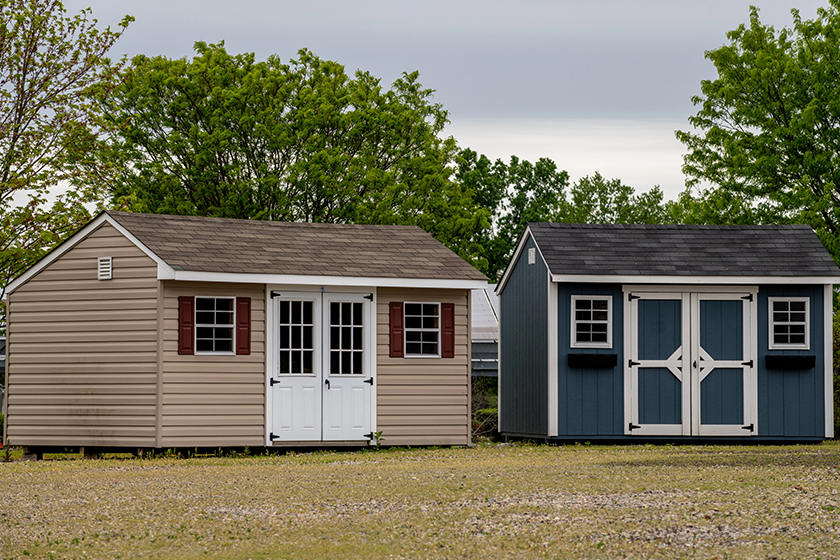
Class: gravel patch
0,443,838,559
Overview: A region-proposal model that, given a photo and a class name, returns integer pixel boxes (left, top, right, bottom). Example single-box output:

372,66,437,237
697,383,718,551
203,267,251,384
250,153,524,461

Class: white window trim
570,295,613,349
404,301,441,358
768,296,810,350
194,295,236,355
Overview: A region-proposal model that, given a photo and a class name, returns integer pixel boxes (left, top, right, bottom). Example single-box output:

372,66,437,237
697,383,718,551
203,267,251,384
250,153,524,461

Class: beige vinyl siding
376,288,471,446
161,281,265,447
5,223,159,448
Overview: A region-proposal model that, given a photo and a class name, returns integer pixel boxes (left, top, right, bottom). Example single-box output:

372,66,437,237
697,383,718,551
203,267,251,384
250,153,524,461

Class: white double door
269,292,372,442
625,290,757,437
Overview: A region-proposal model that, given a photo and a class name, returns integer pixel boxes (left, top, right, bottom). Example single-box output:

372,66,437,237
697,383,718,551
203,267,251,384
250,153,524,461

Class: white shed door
322,293,372,441
270,292,372,443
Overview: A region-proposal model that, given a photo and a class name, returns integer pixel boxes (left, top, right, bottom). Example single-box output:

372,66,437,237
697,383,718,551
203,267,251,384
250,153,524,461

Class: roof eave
167,269,486,289
550,273,840,285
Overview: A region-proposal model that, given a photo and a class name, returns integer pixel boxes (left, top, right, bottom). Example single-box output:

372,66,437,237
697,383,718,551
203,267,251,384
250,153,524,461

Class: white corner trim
547,278,558,437
561,274,840,285
167,269,486,290
825,284,834,439
4,212,175,295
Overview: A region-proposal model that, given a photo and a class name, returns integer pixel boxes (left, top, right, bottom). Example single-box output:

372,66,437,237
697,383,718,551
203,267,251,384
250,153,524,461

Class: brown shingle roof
106,211,487,282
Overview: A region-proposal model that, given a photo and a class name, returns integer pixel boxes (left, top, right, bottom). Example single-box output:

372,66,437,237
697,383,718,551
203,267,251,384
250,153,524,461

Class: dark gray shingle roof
528,223,840,277
106,211,487,282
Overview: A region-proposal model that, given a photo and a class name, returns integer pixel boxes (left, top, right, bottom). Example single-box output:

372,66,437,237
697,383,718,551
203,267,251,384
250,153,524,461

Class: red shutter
236,297,251,355
178,296,194,355
389,302,404,358
442,302,455,358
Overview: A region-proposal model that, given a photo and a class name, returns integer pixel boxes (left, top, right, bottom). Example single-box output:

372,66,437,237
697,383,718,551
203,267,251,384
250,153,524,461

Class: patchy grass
0,443,839,559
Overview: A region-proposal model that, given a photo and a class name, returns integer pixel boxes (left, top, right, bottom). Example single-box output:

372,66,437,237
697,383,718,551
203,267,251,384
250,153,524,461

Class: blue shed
497,223,840,442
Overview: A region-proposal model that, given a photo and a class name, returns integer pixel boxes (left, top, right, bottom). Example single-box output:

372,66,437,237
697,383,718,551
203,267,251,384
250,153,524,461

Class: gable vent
98,257,113,280
528,247,536,265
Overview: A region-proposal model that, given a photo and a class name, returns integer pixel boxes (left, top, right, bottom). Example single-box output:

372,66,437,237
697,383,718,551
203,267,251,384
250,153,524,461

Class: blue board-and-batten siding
499,237,549,437
757,285,824,438
556,283,624,436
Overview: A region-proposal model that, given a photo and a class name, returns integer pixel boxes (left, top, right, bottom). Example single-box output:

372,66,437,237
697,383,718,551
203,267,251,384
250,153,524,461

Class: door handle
693,360,697,369
325,379,330,388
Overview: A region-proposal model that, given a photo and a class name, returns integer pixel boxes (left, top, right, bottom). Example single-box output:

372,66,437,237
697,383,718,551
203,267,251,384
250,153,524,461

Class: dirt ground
0,442,838,559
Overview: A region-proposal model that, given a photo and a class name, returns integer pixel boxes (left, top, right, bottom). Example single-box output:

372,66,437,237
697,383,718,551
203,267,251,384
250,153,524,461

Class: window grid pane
278,300,315,374
404,303,439,356
329,301,364,374
195,297,235,353
770,298,808,347
573,296,610,347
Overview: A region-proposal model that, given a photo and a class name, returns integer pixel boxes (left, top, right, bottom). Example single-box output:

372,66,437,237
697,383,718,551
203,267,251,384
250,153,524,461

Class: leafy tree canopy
0,0,131,330
456,149,669,281
455,150,569,281
100,43,489,267
676,0,840,262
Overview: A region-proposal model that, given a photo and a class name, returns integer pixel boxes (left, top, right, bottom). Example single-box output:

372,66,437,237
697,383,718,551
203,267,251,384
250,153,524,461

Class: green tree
676,1,840,262
455,150,569,281
561,172,669,224
0,0,132,331
99,43,489,266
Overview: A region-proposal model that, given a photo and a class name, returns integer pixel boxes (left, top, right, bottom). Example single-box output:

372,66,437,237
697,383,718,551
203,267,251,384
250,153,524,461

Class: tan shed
2,211,487,455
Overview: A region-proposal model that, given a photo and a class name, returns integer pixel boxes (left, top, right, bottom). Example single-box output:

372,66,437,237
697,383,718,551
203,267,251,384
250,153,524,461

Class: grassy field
1,442,839,559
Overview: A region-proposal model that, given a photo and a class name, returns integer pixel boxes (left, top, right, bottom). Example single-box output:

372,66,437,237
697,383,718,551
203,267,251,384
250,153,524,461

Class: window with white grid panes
278,299,315,374
571,296,612,348
195,297,234,353
405,303,440,356
769,297,809,349
329,301,364,374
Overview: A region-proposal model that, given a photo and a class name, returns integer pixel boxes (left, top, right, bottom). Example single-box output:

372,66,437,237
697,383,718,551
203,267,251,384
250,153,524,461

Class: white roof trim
5,213,176,295
551,274,840,285
496,225,549,294
166,269,486,289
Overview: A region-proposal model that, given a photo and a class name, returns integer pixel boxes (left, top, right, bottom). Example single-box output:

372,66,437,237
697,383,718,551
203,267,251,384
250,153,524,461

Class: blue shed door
627,293,691,436
692,293,756,436
627,291,756,436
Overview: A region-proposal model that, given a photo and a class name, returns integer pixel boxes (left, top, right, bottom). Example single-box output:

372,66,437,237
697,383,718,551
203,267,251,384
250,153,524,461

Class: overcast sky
66,0,828,200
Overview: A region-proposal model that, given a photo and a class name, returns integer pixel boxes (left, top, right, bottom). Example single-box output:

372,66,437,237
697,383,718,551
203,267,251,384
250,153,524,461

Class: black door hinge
270,291,282,299
741,294,753,302
270,378,280,386
742,423,755,432
269,432,279,441
742,360,753,368
628,360,640,367
628,293,640,301
364,433,373,440
364,293,373,301
629,423,641,431
363,377,374,385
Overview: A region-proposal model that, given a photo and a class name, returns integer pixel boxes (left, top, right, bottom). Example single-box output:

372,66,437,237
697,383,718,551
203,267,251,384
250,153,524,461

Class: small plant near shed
371,431,385,447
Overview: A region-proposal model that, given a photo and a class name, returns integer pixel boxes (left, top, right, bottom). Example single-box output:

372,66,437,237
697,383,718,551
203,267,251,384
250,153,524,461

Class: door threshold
272,440,370,447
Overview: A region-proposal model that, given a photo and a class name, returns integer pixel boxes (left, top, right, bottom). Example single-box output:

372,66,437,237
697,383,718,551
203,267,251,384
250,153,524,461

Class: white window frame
404,301,441,358
768,297,810,350
195,296,236,355
277,297,318,375
571,295,612,349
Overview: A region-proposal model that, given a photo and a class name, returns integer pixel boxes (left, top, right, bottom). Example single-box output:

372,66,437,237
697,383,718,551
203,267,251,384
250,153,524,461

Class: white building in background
471,286,499,377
